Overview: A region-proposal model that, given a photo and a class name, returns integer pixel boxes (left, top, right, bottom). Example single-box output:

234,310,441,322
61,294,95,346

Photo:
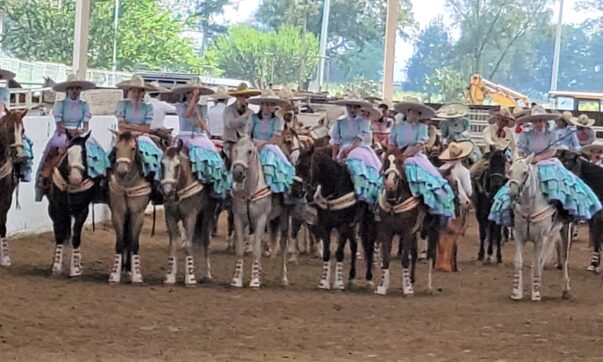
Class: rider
171,77,228,198
247,89,295,193
329,94,383,208
371,102,393,148
115,74,162,181
223,83,262,162
489,106,601,226
554,111,581,151
568,113,596,148
582,140,603,167
389,100,455,219
207,86,231,140
439,141,474,210
436,103,482,163
35,74,100,201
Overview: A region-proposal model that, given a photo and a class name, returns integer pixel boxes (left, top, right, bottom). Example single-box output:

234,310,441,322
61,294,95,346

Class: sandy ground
1,212,603,361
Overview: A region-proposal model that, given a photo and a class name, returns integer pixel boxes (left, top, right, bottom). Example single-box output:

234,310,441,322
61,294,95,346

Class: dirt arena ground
1,212,603,361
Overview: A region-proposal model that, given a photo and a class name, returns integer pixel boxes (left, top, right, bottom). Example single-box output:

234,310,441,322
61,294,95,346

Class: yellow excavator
466,74,530,107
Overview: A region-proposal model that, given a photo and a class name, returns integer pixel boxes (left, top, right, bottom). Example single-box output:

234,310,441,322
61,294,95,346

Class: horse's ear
80,130,91,143
176,138,184,153
525,153,535,164
108,128,119,137
17,109,27,119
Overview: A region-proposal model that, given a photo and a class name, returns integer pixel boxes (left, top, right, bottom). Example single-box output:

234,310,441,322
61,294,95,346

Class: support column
382,0,398,101
550,0,564,92
317,0,331,92
72,0,91,80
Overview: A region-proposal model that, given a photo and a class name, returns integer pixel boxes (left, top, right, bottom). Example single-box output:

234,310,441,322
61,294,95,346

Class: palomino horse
230,136,290,288
376,150,427,295
474,149,507,263
107,131,152,284
47,132,105,277
0,110,28,266
507,155,570,301
306,147,375,290
557,149,603,272
160,142,217,285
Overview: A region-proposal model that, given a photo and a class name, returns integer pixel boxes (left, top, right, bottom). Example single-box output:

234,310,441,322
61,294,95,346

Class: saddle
42,148,66,179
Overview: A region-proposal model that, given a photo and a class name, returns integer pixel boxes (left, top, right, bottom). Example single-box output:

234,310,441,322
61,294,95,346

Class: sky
220,0,600,81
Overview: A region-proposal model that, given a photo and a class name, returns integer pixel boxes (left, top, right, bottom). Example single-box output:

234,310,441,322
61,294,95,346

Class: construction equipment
466,74,530,108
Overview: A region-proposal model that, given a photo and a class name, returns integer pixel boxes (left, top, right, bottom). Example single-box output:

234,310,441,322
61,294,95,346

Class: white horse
230,137,290,288
507,155,571,301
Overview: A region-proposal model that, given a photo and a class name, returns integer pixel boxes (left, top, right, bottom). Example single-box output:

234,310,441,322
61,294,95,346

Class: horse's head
63,131,90,186
382,149,405,195
231,136,256,184
557,149,582,176
0,109,27,162
487,149,508,192
160,140,183,197
280,127,302,165
111,130,139,178
508,154,534,199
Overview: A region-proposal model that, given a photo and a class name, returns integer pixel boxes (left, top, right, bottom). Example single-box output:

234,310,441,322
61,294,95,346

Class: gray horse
508,155,570,301
230,137,290,288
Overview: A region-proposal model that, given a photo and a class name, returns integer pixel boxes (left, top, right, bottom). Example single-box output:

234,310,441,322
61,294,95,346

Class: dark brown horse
0,110,28,266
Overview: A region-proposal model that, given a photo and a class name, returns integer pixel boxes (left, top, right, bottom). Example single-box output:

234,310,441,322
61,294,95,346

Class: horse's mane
117,131,135,143
310,150,352,194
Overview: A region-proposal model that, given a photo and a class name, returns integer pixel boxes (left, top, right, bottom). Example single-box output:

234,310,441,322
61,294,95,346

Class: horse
557,149,603,272
107,131,152,284
306,147,375,290
375,150,427,295
507,155,570,301
47,131,105,276
160,142,217,285
0,110,28,266
473,149,507,263
230,136,291,288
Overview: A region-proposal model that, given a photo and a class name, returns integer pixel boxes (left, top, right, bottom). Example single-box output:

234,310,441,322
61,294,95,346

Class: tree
0,0,208,73
329,40,384,82
206,25,319,88
425,67,466,102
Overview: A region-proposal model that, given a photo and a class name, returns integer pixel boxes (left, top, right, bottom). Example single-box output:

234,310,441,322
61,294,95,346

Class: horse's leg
560,223,572,299
375,230,393,296
163,209,179,285
486,222,494,264
249,212,268,288
199,201,215,283
532,238,544,302
288,217,302,264
477,217,486,261
361,217,375,285
108,198,126,283
588,218,601,272
278,208,290,287
182,209,198,286
230,207,246,288
400,234,414,296
425,226,437,294
318,225,331,290
128,204,146,284
332,226,350,290
511,235,525,300
0,201,11,267
226,208,235,253
68,204,89,278
48,201,69,275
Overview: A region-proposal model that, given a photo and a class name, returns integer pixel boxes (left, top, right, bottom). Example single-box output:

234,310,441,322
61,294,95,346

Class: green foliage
0,0,207,72
424,67,466,103
339,77,380,98
206,25,319,88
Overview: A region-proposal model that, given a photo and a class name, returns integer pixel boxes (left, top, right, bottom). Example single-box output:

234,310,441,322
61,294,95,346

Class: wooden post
382,0,398,101
72,0,91,79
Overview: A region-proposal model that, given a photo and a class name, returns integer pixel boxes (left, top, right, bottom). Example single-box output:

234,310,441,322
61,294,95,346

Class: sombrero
364,95,383,104
171,77,214,96
425,125,438,150
52,74,96,92
438,141,474,161
516,105,560,124
360,105,381,119
278,88,305,102
582,140,603,155
436,103,469,119
209,86,231,101
487,106,516,127
330,93,373,108
147,81,171,94
0,68,16,80
394,98,436,120
570,114,595,128
248,89,289,107
116,74,158,92
228,82,261,97
512,107,529,121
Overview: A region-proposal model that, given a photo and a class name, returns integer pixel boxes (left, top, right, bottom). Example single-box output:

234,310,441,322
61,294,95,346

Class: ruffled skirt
259,144,294,193
344,146,383,205
404,153,455,218
137,135,163,181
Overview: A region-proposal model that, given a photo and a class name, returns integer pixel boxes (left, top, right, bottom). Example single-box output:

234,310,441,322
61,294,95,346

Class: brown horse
0,110,28,266
107,131,152,284
160,142,218,285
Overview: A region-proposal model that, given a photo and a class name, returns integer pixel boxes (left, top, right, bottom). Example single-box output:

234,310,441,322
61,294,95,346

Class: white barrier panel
7,115,181,237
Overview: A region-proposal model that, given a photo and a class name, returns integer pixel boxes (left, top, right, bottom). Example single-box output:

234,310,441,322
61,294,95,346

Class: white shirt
439,161,472,207
148,97,176,129
208,103,226,137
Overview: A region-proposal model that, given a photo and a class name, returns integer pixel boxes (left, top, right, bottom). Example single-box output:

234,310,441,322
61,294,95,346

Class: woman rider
554,111,581,151
171,77,228,198
35,74,105,201
489,106,601,226
247,89,295,193
115,74,162,181
568,113,596,148
389,100,455,219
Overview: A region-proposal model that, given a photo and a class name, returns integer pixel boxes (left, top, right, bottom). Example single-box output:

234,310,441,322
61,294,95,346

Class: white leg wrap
230,259,244,288
184,256,197,286
333,262,345,290
249,261,261,288
511,271,523,300
318,261,331,290
164,256,177,285
375,268,390,295
69,248,82,277
130,255,143,284
108,254,122,283
402,268,414,295
0,238,10,267
51,244,64,275
531,276,542,302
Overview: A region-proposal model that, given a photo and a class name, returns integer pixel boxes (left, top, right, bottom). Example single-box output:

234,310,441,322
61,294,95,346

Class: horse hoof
249,278,261,288
200,276,213,284
230,278,243,288
164,274,176,285
108,273,121,284
332,281,345,291
318,279,330,290
531,293,542,302
287,255,299,264
0,256,11,267
69,269,82,278
562,290,571,300
555,264,563,271
281,279,289,287
184,280,197,287
402,290,414,297
587,265,596,272
485,256,493,265
510,292,523,301
51,264,62,276
375,286,387,295
130,275,143,284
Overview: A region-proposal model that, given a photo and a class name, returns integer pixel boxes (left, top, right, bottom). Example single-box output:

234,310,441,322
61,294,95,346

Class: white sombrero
0,68,16,80
438,141,474,161
394,98,436,120
52,74,96,92
582,140,603,155
228,83,262,97
171,77,214,96
487,107,516,127
516,105,560,124
248,89,289,107
436,103,469,119
116,74,158,92
330,93,373,108
209,86,231,101
278,88,305,102
360,105,381,120
570,114,595,128
147,81,171,94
